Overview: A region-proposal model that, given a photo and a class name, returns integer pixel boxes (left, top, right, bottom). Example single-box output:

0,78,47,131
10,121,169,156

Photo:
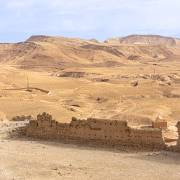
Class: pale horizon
0,0,179,43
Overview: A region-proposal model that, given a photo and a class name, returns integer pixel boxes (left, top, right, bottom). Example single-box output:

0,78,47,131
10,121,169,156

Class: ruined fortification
26,113,166,149
176,122,180,150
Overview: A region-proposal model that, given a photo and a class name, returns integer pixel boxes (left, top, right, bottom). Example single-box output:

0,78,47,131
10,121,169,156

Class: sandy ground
1,63,180,124
0,121,180,180
0,64,180,140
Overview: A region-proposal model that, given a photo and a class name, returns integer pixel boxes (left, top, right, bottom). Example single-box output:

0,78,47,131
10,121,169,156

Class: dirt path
0,121,180,180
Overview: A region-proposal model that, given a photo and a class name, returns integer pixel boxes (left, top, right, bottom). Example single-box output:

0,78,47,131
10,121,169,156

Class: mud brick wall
176,122,180,149
152,121,167,129
26,113,165,149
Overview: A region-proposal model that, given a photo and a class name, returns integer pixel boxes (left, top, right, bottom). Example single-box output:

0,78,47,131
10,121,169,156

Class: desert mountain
0,35,179,69
105,35,180,46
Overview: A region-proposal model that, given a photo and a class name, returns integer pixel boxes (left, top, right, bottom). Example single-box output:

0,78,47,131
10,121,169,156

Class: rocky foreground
0,121,180,180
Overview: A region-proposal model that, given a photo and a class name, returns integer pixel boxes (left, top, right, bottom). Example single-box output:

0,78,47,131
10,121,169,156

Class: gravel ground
0,121,180,180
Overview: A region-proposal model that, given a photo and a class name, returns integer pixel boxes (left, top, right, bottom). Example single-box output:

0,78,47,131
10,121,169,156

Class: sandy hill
0,35,179,69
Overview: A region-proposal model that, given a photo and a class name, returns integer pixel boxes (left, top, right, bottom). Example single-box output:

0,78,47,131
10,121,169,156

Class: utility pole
26,75,30,91
153,64,157,75
153,66,156,75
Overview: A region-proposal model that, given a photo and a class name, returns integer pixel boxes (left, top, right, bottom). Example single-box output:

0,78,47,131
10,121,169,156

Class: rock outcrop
106,35,177,46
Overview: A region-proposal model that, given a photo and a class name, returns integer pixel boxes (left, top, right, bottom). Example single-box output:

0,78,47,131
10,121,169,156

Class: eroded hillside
0,35,180,69
0,35,180,131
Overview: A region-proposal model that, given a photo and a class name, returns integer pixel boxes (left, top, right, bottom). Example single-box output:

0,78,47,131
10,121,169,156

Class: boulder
131,80,139,87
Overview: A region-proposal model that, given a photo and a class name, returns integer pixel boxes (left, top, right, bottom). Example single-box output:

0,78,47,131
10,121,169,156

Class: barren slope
0,34,180,126
0,35,179,70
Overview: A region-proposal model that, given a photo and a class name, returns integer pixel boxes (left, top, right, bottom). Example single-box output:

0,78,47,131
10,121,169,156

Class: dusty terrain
0,121,180,180
0,35,180,124
1,34,180,179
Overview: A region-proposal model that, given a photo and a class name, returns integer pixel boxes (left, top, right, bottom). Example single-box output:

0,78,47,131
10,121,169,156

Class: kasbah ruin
14,112,180,152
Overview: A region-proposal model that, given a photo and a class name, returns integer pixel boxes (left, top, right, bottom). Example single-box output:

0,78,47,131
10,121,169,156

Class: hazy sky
0,0,179,42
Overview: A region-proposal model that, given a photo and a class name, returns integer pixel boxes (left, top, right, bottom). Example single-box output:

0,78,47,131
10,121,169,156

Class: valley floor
0,121,180,180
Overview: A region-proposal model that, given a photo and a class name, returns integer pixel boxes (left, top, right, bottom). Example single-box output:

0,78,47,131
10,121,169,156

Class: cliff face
106,35,177,46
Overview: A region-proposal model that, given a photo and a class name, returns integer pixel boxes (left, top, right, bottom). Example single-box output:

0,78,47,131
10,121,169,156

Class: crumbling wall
112,113,153,126
176,122,180,149
26,113,165,149
152,115,167,129
11,115,33,121
152,121,167,129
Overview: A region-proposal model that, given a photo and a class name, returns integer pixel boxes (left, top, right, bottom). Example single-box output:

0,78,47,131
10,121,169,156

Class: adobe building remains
176,122,180,150
25,113,166,149
152,115,167,129
11,115,33,121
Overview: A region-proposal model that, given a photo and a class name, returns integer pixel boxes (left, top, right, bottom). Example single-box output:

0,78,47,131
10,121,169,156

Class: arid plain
1,35,180,179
